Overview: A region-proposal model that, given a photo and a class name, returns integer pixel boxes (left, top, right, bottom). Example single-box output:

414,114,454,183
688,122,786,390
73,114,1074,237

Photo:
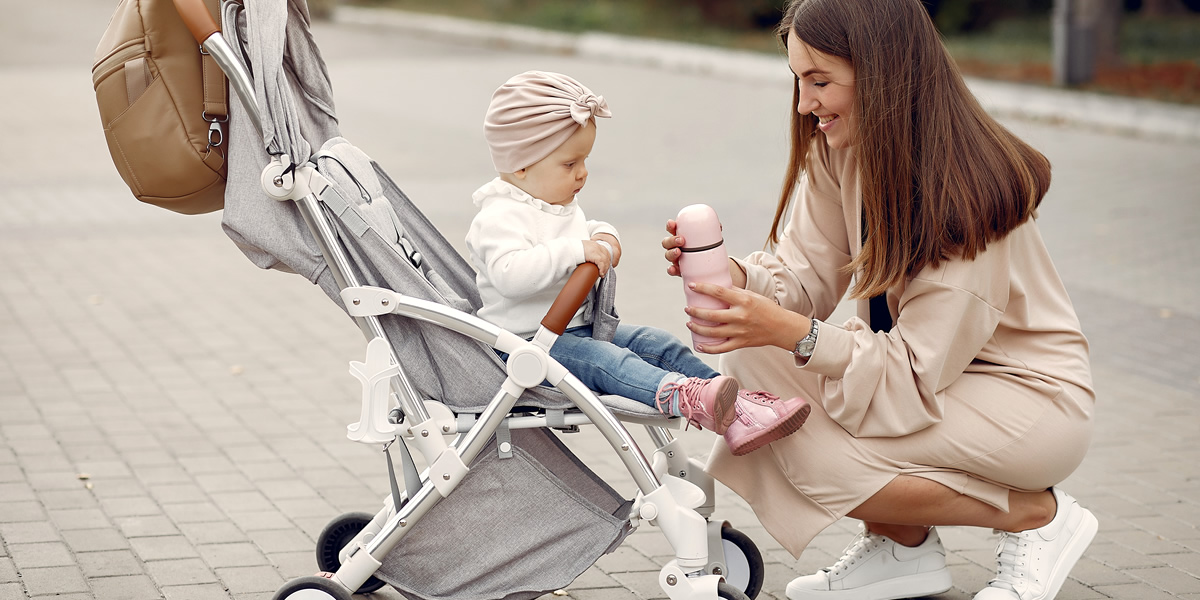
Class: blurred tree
688,0,786,30
1140,0,1189,12
1054,0,1122,84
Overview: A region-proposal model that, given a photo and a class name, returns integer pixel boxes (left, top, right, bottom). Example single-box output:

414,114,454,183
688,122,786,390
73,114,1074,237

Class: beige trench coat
709,143,1095,557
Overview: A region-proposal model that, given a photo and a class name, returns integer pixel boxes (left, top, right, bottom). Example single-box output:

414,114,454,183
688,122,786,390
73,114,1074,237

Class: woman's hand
662,219,684,277
590,232,621,267
683,281,810,354
663,219,748,287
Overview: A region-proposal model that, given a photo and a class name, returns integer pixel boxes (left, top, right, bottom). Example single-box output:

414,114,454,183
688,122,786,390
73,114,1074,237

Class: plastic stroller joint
639,482,709,569
260,154,330,202
347,337,399,444
658,562,722,600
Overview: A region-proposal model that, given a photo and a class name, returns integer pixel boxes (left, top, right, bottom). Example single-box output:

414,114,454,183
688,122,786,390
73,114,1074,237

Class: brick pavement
1,2,1199,599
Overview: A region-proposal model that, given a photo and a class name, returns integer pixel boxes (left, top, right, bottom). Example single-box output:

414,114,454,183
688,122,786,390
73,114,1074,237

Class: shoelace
655,378,708,429
827,529,885,577
740,390,779,402
987,529,1032,592
733,390,779,424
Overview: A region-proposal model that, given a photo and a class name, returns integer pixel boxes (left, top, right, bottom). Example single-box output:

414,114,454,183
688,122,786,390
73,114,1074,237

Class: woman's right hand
663,218,748,288
662,219,684,277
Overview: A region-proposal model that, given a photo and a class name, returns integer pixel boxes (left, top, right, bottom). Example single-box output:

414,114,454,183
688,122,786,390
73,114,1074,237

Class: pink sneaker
656,376,739,434
724,390,811,456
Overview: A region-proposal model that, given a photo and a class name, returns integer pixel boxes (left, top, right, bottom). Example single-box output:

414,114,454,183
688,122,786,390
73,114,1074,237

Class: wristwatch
793,318,820,358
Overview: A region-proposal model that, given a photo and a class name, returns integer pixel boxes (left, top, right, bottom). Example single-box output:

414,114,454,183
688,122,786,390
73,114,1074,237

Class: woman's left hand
684,281,808,354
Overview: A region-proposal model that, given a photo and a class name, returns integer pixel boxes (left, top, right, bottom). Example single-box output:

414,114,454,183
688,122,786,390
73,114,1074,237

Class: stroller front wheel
717,525,764,599
316,512,388,594
717,580,752,600
272,574,353,600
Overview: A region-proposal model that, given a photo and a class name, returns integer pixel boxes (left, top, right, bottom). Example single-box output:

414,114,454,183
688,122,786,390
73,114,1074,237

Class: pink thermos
676,204,733,349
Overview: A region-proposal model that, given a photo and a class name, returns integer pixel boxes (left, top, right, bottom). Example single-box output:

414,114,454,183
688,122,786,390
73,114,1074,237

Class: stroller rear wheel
316,512,387,594
718,525,764,599
273,574,352,600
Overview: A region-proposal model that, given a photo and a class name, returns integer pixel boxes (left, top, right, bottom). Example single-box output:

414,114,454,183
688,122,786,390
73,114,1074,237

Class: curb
334,5,1200,144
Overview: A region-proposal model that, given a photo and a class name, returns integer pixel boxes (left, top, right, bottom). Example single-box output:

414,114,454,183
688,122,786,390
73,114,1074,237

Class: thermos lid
676,204,724,250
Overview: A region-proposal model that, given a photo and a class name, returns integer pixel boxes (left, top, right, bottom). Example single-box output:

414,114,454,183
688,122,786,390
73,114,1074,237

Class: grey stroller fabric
378,428,633,600
218,2,640,599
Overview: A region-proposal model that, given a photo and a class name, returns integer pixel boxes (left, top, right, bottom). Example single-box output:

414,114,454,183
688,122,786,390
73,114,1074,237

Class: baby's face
515,123,596,206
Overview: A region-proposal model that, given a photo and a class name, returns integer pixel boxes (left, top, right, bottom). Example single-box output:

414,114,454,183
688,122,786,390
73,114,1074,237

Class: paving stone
48,508,111,531
0,583,23,600
1126,565,1200,594
162,583,236,600
0,558,15,583
0,501,45,523
177,520,248,549
130,535,201,561
197,542,269,569
9,541,75,569
215,565,286,595
77,549,144,578
35,489,97,511
89,574,163,600
144,558,221,587
0,521,58,544
99,495,164,518
61,528,131,553
19,565,88,596
246,529,312,555
265,550,315,580
226,511,294,532
115,515,181,538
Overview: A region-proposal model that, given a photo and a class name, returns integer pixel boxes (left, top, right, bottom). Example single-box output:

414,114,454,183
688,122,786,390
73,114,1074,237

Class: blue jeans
545,323,719,407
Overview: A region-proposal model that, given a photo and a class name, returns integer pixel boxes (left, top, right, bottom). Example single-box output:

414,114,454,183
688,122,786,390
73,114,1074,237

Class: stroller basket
378,428,632,600
171,1,768,599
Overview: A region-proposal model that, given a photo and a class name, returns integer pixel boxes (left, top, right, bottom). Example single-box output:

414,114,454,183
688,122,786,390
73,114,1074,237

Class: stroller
178,1,767,599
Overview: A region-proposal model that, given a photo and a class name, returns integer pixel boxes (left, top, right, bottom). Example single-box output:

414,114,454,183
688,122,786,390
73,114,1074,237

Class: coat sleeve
735,147,853,321
801,246,1010,437
469,205,586,300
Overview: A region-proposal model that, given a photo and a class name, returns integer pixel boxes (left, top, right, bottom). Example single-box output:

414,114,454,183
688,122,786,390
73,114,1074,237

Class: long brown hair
769,0,1052,299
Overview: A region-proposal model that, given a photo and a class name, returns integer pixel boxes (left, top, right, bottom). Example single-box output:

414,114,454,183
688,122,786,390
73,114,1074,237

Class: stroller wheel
718,526,764,600
717,580,752,600
316,512,387,594
272,574,352,600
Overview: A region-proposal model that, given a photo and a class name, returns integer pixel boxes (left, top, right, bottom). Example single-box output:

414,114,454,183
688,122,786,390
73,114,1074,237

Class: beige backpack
92,0,228,214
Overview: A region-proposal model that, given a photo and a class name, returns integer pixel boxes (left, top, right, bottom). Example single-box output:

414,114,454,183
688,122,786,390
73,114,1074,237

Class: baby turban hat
484,71,612,173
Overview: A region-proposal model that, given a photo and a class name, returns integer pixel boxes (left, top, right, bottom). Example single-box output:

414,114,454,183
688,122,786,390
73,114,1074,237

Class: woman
661,1,1097,599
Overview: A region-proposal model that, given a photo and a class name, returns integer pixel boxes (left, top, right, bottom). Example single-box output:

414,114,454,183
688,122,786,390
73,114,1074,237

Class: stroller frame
173,2,763,599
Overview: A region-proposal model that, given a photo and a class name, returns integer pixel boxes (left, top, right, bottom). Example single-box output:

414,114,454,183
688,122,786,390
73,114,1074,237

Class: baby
466,70,808,455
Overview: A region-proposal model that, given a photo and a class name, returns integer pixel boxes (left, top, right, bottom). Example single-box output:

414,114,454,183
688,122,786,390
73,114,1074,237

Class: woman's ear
513,168,527,180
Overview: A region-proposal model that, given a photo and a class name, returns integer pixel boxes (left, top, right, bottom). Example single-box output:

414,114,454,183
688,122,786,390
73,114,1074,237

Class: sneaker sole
1033,507,1099,600
786,567,952,600
712,377,740,435
728,401,812,456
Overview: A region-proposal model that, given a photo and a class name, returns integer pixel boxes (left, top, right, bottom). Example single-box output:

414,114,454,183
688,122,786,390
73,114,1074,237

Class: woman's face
787,30,857,149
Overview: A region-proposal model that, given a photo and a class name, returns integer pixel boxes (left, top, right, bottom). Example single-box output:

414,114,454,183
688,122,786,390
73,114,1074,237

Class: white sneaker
786,525,953,600
974,488,1099,600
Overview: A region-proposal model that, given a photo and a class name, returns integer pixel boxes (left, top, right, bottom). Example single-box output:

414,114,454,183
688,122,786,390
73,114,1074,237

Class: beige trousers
708,346,1094,557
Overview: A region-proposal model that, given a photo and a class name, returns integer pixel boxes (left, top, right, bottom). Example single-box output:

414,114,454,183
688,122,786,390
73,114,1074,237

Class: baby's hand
583,240,612,275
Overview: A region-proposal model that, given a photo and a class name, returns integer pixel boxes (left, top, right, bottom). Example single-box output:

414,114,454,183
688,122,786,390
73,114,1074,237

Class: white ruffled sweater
466,178,620,338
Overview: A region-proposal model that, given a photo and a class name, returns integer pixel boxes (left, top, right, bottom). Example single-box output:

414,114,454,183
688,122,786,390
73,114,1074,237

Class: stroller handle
173,0,220,44
541,263,602,335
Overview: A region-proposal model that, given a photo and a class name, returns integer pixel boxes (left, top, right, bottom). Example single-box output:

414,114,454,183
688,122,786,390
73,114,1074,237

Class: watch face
796,340,815,357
